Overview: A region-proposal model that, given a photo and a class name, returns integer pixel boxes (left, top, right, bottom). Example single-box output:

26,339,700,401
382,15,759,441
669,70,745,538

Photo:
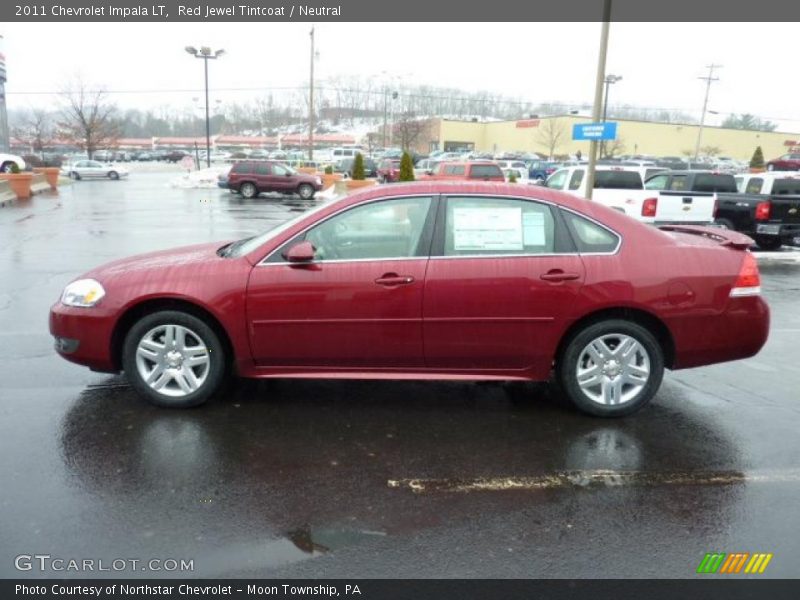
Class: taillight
641,197,658,217
755,201,771,221
730,252,761,297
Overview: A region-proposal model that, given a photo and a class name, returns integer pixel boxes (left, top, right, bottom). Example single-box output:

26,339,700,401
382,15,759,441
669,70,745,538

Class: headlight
61,279,106,307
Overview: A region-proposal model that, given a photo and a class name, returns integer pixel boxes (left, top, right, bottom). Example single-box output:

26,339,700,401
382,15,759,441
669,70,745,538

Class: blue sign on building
572,122,618,141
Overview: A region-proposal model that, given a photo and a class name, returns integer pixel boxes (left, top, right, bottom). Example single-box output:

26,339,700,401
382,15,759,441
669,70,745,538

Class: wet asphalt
0,170,798,579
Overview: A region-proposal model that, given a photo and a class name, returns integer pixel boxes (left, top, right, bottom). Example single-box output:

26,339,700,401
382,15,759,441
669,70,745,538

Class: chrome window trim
255,192,623,266
257,193,436,266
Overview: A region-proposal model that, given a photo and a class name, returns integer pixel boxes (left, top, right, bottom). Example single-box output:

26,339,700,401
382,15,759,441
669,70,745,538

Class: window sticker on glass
453,207,523,251
522,211,546,246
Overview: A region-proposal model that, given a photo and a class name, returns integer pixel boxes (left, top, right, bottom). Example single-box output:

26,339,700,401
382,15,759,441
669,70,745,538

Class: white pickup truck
545,166,716,225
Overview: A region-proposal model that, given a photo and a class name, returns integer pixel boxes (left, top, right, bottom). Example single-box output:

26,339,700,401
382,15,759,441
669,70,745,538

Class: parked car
62,160,129,180
164,150,190,163
377,159,402,183
548,166,716,225
340,156,378,178
0,153,27,172
715,172,800,249
247,149,270,159
414,159,440,179
424,161,505,182
49,181,770,417
226,160,321,199
495,159,529,174
766,153,800,172
527,160,559,183
93,150,115,162
131,151,154,161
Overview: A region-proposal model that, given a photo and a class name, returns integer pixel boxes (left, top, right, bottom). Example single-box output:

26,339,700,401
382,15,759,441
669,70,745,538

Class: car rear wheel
108,171,119,180
240,182,258,199
122,310,227,408
557,319,664,417
297,183,315,200
69,171,81,180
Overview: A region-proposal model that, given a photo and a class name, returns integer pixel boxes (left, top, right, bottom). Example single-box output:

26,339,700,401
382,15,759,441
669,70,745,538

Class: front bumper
49,302,119,372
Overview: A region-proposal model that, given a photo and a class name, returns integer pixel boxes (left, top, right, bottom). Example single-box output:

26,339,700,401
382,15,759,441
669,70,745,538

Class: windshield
223,200,335,258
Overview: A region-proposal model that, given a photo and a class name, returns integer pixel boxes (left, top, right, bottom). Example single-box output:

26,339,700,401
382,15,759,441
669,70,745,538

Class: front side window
272,164,291,176
444,196,556,256
304,197,433,261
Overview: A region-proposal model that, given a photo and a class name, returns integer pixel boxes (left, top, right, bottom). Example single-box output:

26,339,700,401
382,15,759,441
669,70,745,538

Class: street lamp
185,45,225,168
600,74,622,158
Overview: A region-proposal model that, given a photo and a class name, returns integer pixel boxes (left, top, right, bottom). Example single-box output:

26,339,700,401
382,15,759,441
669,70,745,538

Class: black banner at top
2,0,799,22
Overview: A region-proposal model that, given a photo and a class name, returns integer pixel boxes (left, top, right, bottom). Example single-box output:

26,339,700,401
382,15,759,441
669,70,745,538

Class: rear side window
546,169,568,190
771,179,800,195
594,171,643,189
255,163,271,175
568,170,584,190
693,174,738,193
562,211,620,253
444,196,556,255
446,165,467,176
744,178,763,194
232,162,253,174
468,164,503,179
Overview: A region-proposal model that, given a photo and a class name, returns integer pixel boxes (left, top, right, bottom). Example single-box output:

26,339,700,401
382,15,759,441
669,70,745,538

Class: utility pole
584,0,612,201
308,26,315,161
693,63,721,168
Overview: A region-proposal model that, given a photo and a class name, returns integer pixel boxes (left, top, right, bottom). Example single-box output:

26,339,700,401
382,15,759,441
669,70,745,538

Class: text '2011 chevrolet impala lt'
50,182,769,417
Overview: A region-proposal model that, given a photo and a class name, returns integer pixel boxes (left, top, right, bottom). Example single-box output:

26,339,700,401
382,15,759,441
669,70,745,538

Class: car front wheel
108,171,119,180
297,183,315,199
69,171,81,180
557,319,664,417
122,310,227,408
240,182,258,199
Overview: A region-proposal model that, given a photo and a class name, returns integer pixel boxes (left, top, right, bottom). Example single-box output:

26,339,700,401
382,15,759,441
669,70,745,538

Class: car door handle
375,274,415,286
540,270,581,282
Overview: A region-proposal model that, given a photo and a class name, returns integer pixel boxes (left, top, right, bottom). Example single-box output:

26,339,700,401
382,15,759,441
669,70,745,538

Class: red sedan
766,153,800,171
50,182,769,417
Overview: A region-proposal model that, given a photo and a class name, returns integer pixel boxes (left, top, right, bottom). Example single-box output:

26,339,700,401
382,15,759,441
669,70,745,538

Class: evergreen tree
750,146,765,169
352,153,365,180
399,151,415,182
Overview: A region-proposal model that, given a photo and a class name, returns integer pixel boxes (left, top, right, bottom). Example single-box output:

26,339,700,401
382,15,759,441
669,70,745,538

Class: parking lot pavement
1,172,799,578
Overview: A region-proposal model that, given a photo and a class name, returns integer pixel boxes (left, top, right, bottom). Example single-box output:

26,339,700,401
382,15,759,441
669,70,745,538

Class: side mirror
285,241,316,263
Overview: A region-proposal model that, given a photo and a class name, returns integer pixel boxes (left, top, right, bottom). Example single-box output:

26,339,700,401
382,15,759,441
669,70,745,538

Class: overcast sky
3,22,799,131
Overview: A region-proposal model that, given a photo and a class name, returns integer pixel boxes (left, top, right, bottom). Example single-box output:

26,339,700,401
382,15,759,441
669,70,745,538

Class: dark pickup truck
714,173,800,250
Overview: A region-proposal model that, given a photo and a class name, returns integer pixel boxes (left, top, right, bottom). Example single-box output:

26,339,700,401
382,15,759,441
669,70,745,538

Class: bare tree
11,108,54,156
536,119,567,159
59,78,121,158
602,137,626,159
393,114,430,152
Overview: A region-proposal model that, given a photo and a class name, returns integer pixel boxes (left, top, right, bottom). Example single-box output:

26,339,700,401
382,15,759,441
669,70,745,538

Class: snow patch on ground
169,166,230,189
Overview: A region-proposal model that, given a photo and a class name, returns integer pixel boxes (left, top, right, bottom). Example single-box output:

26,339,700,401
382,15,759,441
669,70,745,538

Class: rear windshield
771,179,800,195
692,174,738,193
468,164,503,178
594,171,643,190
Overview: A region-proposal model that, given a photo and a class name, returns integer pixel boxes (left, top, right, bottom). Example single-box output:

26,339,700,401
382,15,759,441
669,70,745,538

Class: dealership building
416,115,800,161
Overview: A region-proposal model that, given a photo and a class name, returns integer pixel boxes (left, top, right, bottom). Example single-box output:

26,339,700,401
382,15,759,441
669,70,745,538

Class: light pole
600,74,622,158
693,63,721,168
185,45,225,168
308,27,315,161
584,0,612,200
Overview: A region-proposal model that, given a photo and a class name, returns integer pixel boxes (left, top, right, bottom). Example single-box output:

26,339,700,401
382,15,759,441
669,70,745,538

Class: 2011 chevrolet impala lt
50,182,769,417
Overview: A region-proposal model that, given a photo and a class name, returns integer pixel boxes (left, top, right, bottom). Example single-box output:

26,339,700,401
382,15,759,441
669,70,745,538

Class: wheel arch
110,297,235,372
555,306,676,370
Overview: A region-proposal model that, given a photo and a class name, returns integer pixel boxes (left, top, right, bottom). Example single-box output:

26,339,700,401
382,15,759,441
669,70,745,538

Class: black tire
70,171,81,180
297,183,315,200
755,236,782,251
239,182,258,199
108,171,119,180
122,310,227,408
557,319,664,417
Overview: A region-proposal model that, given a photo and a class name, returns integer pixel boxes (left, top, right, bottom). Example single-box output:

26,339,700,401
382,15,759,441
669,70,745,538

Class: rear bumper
49,302,119,372
670,296,770,369
754,223,800,246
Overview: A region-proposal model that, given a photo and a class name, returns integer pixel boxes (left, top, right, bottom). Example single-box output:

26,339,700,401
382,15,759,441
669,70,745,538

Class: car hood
84,241,230,282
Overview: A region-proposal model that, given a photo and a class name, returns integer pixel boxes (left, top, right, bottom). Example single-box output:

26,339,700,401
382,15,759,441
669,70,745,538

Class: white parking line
387,468,800,494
